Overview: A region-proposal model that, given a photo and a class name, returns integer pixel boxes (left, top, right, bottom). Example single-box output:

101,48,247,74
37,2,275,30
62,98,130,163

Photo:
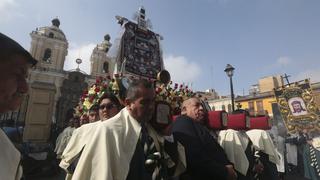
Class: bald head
181,97,205,123
182,98,198,112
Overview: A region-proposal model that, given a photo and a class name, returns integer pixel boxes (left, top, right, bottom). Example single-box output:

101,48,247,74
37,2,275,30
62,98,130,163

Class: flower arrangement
75,72,195,117
155,81,195,115
79,76,113,114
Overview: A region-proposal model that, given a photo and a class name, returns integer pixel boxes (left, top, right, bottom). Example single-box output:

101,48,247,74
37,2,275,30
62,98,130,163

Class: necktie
140,125,164,180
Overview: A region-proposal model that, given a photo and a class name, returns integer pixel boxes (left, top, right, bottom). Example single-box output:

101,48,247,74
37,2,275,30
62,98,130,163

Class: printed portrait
288,97,308,116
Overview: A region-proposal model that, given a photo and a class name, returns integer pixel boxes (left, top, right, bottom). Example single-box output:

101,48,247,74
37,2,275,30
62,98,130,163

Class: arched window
227,104,232,112
221,105,226,111
42,48,52,63
103,62,109,73
49,32,54,38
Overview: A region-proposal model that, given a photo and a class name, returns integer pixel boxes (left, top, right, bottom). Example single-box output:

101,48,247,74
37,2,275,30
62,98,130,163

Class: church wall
23,82,56,142
23,19,112,142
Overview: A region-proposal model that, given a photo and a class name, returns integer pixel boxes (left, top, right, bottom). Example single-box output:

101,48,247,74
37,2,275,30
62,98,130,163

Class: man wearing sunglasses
98,92,122,121
60,92,122,178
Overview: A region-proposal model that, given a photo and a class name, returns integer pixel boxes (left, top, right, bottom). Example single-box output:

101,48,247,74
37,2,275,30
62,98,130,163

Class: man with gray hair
172,97,237,180
71,79,170,180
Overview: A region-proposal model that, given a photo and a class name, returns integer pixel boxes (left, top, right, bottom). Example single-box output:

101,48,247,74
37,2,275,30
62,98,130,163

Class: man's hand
225,165,237,180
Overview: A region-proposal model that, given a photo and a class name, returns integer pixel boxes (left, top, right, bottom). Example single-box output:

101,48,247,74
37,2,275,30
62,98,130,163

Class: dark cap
0,33,37,66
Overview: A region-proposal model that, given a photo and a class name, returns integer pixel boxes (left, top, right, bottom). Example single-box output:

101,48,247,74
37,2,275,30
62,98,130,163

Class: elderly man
70,79,169,180
172,97,237,180
0,33,37,180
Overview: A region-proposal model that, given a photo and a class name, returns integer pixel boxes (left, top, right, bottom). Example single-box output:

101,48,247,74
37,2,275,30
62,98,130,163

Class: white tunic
246,129,280,165
55,126,75,158
0,129,22,180
218,129,249,176
60,121,101,172
71,108,142,180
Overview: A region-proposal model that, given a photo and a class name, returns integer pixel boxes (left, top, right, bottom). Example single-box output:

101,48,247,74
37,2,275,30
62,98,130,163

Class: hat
0,33,37,65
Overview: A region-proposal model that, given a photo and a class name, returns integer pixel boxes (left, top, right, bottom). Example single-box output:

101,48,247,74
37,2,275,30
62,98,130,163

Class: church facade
0,18,113,142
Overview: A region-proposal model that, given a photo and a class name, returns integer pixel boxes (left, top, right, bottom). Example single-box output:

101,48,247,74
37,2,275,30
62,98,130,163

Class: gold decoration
274,79,320,134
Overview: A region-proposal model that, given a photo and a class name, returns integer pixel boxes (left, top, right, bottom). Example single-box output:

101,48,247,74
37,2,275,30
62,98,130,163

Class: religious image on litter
111,6,164,79
274,79,320,134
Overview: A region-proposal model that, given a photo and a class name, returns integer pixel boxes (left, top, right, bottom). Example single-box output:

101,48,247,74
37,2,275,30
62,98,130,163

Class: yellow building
235,91,277,117
235,82,320,118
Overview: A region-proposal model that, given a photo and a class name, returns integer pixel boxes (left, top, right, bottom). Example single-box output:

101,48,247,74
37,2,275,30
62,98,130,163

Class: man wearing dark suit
172,97,237,180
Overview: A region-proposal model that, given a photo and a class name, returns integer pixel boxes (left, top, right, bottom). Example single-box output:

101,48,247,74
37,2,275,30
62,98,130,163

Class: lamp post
224,64,235,112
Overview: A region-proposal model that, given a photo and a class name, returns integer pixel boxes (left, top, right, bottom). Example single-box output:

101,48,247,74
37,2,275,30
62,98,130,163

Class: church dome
32,18,67,41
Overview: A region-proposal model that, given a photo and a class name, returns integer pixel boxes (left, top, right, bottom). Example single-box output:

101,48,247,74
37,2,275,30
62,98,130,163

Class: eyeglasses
99,103,116,110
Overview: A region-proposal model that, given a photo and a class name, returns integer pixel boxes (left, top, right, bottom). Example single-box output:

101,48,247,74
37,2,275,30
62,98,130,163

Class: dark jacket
172,115,231,180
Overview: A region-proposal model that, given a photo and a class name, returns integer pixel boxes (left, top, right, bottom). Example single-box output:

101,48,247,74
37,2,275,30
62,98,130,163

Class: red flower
156,87,162,94
96,79,101,84
95,87,100,92
89,96,95,102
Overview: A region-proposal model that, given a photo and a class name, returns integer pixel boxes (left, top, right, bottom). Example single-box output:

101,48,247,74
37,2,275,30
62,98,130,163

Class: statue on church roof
52,18,60,28
104,34,110,41
98,34,112,53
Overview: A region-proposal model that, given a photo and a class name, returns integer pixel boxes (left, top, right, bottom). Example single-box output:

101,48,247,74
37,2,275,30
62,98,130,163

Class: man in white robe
218,129,250,177
60,120,101,179
55,119,76,159
0,128,23,180
246,129,280,180
0,33,37,180
60,91,123,179
71,79,163,180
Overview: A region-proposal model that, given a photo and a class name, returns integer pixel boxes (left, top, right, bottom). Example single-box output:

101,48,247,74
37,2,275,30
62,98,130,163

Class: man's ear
181,106,187,115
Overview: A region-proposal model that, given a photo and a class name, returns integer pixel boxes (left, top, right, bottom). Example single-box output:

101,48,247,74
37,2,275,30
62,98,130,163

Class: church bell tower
90,34,113,78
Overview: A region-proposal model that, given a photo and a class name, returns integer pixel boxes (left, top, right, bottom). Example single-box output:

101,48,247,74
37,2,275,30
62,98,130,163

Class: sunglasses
99,103,116,110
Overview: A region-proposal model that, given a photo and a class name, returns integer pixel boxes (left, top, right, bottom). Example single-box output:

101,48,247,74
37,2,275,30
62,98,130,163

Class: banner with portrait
274,79,320,134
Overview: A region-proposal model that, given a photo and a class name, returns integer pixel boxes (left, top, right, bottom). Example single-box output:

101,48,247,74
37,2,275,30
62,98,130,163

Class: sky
1,0,320,96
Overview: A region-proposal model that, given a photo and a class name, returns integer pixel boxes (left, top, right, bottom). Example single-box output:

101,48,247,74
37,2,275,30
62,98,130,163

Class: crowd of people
1,32,320,180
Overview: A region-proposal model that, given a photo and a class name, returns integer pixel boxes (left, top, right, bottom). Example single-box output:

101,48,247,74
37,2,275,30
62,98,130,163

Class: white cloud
163,55,201,86
0,0,16,9
293,68,320,83
0,0,22,23
63,43,96,74
276,56,291,66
